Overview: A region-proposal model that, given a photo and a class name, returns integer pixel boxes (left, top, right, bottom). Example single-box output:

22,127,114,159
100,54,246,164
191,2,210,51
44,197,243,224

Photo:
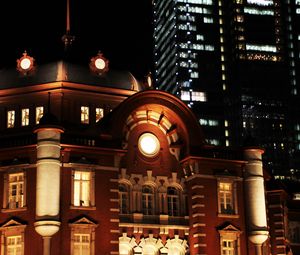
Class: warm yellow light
95,58,106,70
138,133,160,157
20,58,31,70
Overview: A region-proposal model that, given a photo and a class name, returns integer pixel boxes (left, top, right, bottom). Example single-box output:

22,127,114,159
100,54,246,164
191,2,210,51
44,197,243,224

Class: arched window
119,184,129,214
142,185,154,215
167,187,179,216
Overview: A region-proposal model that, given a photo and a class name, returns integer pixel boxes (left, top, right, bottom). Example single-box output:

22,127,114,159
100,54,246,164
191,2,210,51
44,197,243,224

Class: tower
33,112,64,255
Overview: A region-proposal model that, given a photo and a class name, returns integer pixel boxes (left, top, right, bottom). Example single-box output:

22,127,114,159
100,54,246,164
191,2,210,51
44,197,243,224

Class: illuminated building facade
0,52,298,255
153,0,300,177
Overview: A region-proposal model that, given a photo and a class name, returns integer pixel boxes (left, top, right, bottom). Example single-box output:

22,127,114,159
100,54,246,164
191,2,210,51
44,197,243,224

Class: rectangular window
7,235,22,255
218,182,235,214
8,173,24,210
221,240,235,255
73,171,91,207
95,108,104,123
36,106,44,124
21,108,29,126
191,91,206,102
73,234,90,255
180,91,190,101
81,106,89,124
7,111,15,128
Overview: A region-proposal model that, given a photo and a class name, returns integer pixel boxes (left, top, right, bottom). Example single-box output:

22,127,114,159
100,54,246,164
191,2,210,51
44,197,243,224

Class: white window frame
218,224,241,255
2,171,27,212
70,217,98,255
0,219,26,255
167,187,180,216
217,178,238,216
71,170,95,209
142,185,154,215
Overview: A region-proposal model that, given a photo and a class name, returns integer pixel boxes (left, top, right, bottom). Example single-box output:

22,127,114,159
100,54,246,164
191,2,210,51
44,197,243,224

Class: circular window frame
138,133,160,158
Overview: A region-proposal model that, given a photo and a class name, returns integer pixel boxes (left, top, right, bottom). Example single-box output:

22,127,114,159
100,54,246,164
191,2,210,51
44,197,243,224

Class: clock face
138,133,160,157
20,58,31,70
95,58,106,70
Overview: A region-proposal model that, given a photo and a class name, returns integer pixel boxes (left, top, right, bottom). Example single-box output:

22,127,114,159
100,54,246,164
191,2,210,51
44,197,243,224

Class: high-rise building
153,0,300,177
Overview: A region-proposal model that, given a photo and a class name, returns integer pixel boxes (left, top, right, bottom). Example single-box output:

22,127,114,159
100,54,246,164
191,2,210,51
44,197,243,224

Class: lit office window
36,106,44,124
191,91,206,102
7,111,15,128
95,108,104,123
181,91,191,101
246,0,274,6
81,106,89,124
21,108,29,126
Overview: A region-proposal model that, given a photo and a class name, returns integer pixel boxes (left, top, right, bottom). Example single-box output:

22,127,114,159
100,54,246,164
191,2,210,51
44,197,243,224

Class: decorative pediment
0,219,26,229
218,223,242,235
69,216,98,228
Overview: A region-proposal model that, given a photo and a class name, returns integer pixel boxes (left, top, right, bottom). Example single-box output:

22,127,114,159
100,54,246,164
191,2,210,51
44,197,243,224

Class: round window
138,133,160,157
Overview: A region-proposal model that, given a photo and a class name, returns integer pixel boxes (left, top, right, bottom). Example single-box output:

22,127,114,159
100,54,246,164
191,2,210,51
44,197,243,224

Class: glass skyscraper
153,0,300,177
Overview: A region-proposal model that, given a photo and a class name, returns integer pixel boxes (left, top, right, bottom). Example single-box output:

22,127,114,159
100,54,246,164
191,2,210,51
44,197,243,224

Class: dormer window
35,107,44,124
21,108,29,126
7,110,15,128
81,106,89,124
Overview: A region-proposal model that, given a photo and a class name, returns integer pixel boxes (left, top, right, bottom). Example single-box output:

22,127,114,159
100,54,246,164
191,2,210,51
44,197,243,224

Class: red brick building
0,52,298,255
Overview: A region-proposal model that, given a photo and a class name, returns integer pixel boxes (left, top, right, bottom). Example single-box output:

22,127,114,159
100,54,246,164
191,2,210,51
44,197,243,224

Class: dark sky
0,1,154,80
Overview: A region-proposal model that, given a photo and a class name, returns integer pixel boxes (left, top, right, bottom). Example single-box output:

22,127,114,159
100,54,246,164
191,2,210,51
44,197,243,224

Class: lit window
225,130,229,137
8,173,25,210
119,184,129,214
81,106,89,124
70,217,97,255
0,219,26,255
21,109,29,126
222,240,236,255
95,108,104,123
218,224,241,255
224,120,228,127
191,91,206,102
7,111,15,128
180,91,191,101
7,236,22,255
167,187,179,216
218,181,236,215
74,234,90,255
35,107,44,124
72,171,94,208
142,186,154,215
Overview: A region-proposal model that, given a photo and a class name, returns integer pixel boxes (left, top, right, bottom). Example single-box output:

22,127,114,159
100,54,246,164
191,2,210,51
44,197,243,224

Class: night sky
0,1,153,80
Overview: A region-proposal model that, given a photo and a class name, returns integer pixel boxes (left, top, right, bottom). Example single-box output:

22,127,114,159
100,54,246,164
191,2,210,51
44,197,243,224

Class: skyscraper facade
153,0,300,176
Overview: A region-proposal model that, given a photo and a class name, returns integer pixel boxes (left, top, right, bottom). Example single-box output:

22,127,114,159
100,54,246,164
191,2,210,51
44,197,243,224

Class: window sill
218,213,239,218
70,206,96,210
2,207,27,213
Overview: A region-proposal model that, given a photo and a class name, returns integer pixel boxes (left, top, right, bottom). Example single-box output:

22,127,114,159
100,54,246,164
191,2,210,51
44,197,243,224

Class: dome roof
0,60,143,91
